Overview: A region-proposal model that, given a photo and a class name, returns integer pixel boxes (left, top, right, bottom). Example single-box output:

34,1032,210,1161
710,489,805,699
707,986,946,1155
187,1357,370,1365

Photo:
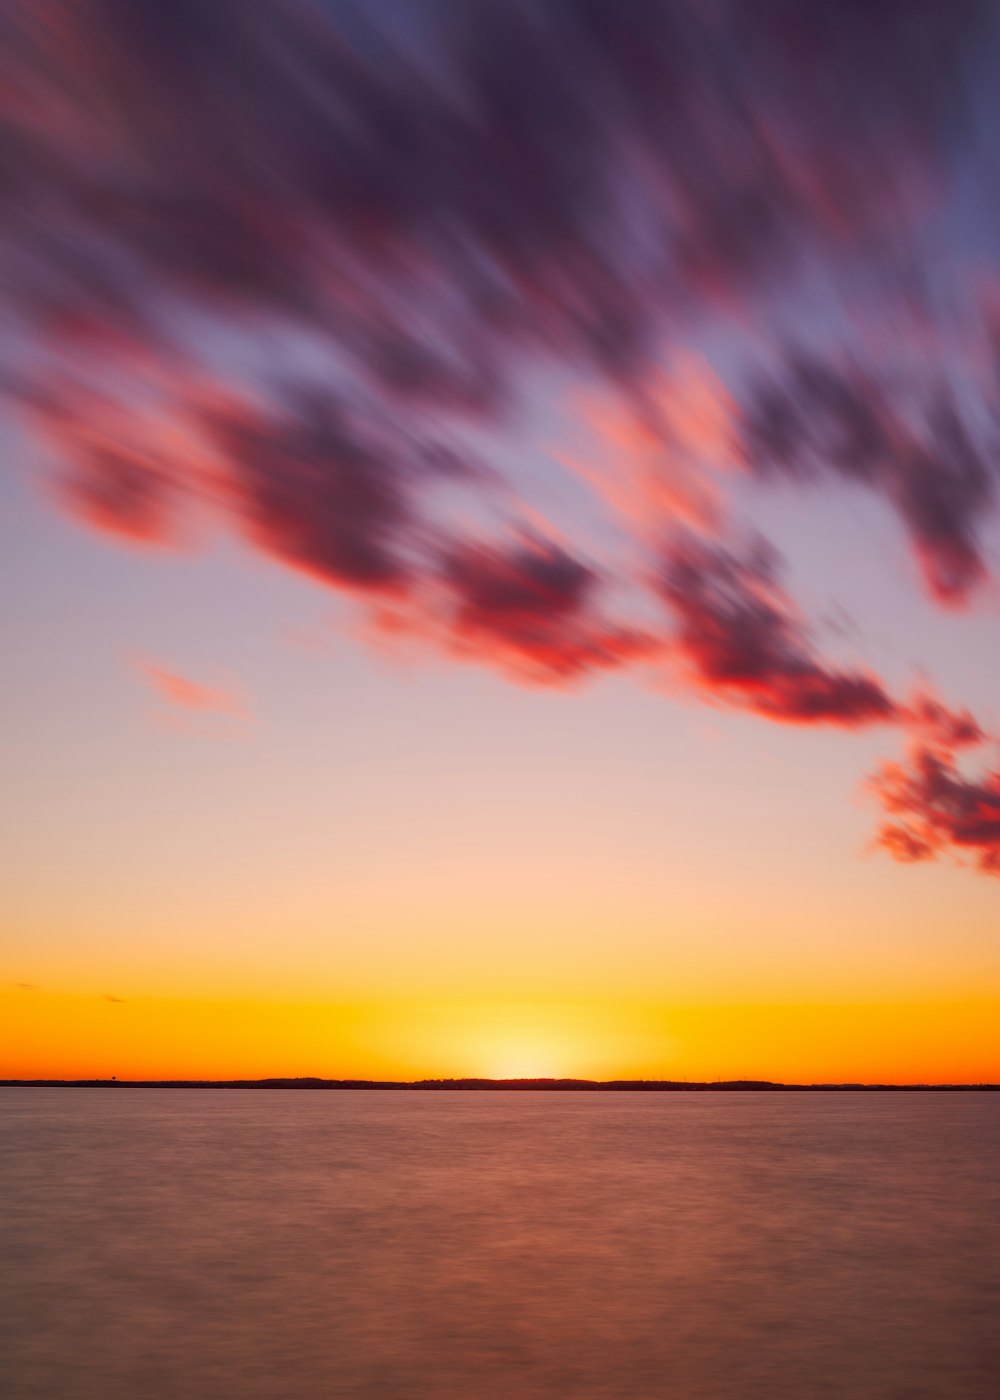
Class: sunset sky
2,0,999,1082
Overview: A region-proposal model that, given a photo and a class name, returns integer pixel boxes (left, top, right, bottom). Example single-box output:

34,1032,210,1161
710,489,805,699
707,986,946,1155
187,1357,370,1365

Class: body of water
1,1089,998,1398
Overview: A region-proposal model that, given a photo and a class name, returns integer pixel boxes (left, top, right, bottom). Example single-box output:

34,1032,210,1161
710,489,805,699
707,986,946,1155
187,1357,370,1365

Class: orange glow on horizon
3,987,998,1085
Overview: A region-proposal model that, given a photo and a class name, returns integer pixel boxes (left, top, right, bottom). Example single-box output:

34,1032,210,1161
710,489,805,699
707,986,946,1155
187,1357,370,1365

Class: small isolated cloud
12,982,41,992
102,993,126,1004
136,659,248,725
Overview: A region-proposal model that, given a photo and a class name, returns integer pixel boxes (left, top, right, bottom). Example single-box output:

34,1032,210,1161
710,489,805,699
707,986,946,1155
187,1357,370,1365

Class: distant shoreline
2,1078,998,1091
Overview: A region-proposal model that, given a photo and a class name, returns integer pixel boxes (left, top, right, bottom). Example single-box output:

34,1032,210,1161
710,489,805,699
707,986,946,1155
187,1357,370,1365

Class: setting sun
477,1033,570,1081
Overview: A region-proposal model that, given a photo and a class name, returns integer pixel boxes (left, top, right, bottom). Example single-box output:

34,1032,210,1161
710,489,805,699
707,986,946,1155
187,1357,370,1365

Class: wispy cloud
137,660,245,716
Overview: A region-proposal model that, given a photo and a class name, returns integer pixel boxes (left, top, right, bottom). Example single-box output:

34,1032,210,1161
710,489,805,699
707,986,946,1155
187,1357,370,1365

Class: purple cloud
659,532,898,726
740,355,998,605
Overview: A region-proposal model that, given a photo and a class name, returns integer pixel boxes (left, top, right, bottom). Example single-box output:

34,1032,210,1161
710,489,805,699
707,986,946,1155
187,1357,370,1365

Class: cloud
568,358,737,537
102,994,126,1004
739,356,998,606
197,389,486,594
8,0,993,607
360,532,657,685
4,1,1000,874
435,535,656,684
5,1,988,424
12,983,41,992
17,380,181,544
137,661,245,720
658,533,898,727
870,740,1000,877
903,691,986,751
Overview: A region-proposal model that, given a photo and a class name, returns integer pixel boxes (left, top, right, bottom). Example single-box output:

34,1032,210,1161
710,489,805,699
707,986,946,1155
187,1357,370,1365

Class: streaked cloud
658,532,898,727
3,0,999,872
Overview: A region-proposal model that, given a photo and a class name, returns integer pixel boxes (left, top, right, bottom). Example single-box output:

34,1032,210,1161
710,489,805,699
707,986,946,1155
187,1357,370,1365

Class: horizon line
3,1077,998,1091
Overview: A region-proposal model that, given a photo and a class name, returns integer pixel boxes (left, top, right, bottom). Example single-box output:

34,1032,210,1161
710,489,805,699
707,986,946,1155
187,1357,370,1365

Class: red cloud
867,690,1000,876
363,535,658,687
437,537,656,684
63,445,173,544
902,691,986,751
870,746,1000,878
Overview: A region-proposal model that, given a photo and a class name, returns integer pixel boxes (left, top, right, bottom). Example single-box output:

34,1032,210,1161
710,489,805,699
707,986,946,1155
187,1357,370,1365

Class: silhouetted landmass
1,1078,997,1091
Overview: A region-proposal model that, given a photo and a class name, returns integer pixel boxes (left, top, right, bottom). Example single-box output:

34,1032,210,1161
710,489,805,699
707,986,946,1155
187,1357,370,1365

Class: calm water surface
1,1089,998,1399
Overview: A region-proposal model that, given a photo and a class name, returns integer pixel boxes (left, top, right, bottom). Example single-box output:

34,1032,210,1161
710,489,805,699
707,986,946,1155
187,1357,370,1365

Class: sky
2,0,1000,1082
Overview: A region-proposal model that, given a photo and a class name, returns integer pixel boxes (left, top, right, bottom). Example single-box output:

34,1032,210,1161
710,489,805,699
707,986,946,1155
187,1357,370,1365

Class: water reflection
2,1090,998,1398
